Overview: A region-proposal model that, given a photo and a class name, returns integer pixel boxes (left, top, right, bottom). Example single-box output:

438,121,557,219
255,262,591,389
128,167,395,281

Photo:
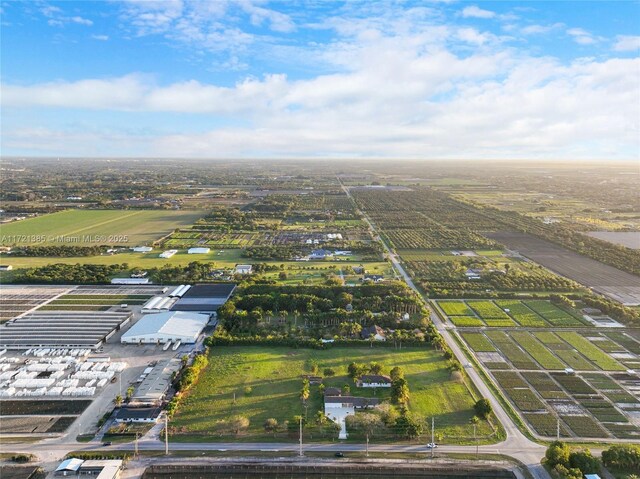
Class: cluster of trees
217,283,425,335
601,444,640,473
582,295,640,325
176,353,209,392
242,246,304,260
347,361,385,379
196,208,258,231
545,441,600,479
149,262,220,283
206,330,432,350
486,268,580,292
391,372,410,406
9,245,109,257
13,263,128,284
167,352,209,418
473,398,492,419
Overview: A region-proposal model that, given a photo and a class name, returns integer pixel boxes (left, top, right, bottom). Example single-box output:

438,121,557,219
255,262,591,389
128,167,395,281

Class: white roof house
188,247,210,254
235,264,253,274
56,458,84,475
121,311,209,344
131,246,153,253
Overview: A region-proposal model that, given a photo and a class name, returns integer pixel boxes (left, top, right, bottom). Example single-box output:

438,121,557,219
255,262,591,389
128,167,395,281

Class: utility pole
165,414,169,455
556,417,560,440
474,422,478,459
299,417,303,457
134,432,139,458
431,417,435,459
119,372,122,398
366,433,369,457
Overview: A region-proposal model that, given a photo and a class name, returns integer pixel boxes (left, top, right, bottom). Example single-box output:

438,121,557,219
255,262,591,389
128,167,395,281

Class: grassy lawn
1,209,204,246
171,346,495,443
1,249,390,282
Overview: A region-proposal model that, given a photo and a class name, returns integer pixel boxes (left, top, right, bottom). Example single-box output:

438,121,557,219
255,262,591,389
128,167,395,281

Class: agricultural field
0,399,91,434
486,231,640,305
0,209,204,246
458,327,640,439
171,346,496,443
436,299,587,328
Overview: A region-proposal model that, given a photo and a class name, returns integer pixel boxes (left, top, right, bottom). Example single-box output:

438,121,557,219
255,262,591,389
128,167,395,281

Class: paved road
339,180,550,479
0,182,550,479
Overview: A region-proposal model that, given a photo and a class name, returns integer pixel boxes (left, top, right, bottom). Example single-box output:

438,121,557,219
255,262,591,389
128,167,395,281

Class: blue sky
1,0,639,159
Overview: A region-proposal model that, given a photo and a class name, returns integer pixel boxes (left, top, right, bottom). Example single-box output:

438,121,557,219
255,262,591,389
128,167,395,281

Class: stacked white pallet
12,378,56,388
46,386,63,396
97,378,108,387
0,387,16,396
57,378,79,387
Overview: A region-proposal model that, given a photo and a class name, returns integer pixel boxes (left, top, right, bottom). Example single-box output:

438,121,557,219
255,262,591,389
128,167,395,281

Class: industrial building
0,311,132,349
120,311,210,344
130,357,182,405
55,458,122,479
171,283,236,314
140,296,178,313
114,406,161,423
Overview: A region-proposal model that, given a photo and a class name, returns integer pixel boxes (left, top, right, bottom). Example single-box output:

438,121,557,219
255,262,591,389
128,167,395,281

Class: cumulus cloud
520,23,564,35
91,34,109,41
567,27,598,45
461,5,496,19
613,35,640,52
3,49,637,159
5,1,638,159
40,3,93,27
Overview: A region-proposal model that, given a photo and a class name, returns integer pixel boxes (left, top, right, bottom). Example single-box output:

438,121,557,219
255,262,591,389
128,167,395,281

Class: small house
131,246,153,253
114,406,162,423
361,325,386,341
363,274,384,282
357,374,392,388
235,264,253,275
310,249,333,259
324,387,342,397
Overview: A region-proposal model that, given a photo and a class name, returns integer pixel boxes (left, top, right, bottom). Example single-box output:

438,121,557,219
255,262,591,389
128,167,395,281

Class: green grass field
0,248,392,286
172,346,495,443
0,209,204,246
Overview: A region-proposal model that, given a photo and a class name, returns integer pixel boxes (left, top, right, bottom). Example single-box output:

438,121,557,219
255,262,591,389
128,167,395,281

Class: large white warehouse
121,311,209,345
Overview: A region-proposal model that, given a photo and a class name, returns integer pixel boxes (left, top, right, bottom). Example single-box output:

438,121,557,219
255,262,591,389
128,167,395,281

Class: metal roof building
120,311,210,344
170,283,236,314
0,311,132,349
130,357,182,405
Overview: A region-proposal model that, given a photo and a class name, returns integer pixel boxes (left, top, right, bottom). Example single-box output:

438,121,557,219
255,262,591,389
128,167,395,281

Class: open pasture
0,209,204,246
171,345,494,443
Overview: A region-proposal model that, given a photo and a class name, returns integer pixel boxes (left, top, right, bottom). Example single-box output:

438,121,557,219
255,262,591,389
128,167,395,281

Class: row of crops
437,299,587,328
459,330,640,439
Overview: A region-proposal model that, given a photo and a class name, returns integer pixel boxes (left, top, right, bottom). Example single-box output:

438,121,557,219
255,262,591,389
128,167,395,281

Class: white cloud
40,3,93,27
92,34,109,41
3,49,637,159
613,35,640,52
520,23,564,35
461,5,496,19
4,1,638,159
71,16,93,26
567,27,598,45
